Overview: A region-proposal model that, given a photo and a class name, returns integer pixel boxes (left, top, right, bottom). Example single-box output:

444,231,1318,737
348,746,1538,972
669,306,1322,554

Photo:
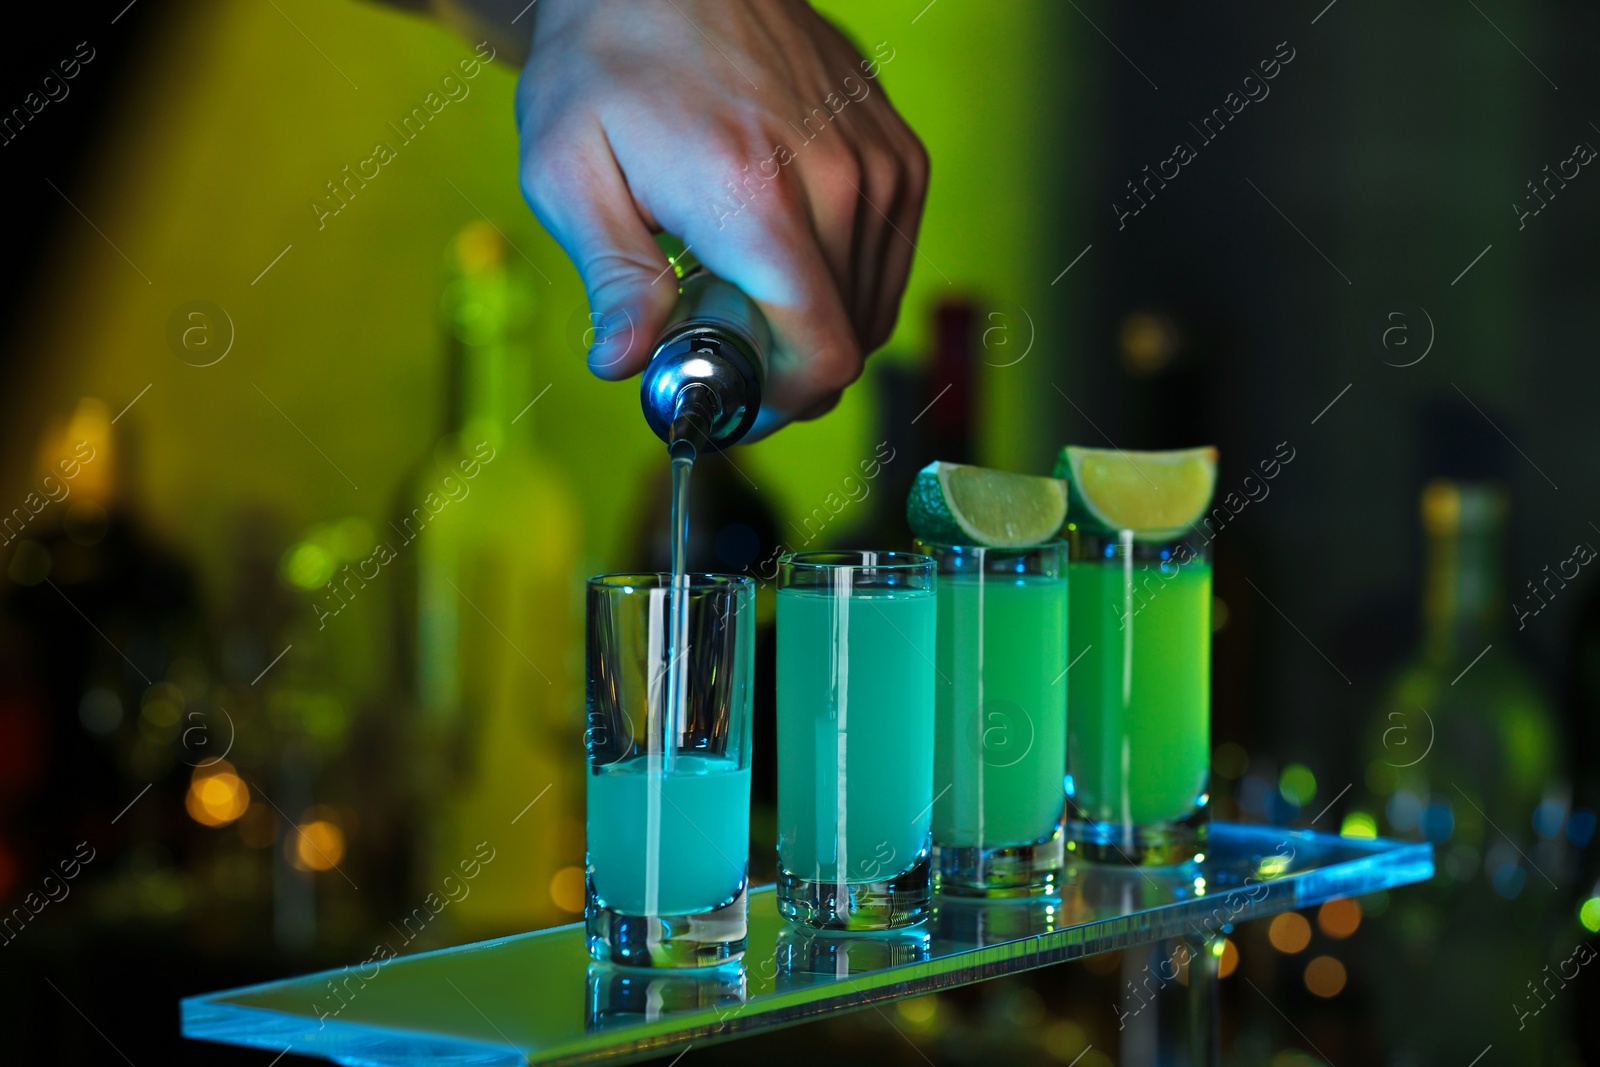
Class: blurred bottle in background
0,398,222,941
832,297,978,554
1561,571,1600,1066
263,511,388,953
1358,480,1574,1064
924,300,979,468
392,222,583,935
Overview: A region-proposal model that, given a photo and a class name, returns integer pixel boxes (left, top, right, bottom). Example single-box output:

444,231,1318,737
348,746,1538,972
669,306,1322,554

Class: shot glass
916,540,1068,896
775,551,936,930
585,573,754,967
1065,529,1212,865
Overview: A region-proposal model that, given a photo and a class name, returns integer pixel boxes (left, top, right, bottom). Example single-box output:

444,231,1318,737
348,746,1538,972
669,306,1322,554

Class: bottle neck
1421,525,1503,662
443,268,530,450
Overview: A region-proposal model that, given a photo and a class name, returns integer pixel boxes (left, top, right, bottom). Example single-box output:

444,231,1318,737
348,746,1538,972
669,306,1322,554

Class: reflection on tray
774,924,931,987
586,963,747,1031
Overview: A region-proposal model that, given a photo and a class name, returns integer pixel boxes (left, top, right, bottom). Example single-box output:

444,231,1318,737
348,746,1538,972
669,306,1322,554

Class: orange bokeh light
186,762,250,827
290,820,345,872
550,866,585,913
1317,897,1362,939
1267,911,1312,954
1304,955,1347,998
1217,938,1240,978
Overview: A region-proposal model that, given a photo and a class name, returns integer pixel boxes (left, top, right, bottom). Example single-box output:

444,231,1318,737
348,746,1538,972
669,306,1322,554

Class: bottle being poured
640,240,772,776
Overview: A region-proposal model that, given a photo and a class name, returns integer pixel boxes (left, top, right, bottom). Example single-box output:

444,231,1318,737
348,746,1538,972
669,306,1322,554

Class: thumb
525,158,677,381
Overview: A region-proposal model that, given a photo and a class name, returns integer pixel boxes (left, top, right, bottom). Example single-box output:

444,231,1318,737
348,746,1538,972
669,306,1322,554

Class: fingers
841,111,906,353
513,0,932,437
518,128,678,381
788,97,929,362
867,125,930,353
797,390,843,422
804,18,924,355
743,388,841,443
679,168,863,431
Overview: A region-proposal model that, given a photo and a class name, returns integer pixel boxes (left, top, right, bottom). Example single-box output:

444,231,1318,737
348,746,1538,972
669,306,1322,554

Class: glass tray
182,823,1432,1066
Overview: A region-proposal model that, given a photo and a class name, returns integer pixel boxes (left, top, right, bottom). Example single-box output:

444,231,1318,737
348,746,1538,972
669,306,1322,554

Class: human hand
515,0,928,438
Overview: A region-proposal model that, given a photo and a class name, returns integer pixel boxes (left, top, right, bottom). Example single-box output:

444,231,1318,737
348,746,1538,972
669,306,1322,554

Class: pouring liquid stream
643,440,693,915
663,440,695,778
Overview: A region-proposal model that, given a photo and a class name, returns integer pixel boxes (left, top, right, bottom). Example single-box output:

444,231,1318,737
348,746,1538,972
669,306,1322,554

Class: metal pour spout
639,245,771,451
668,382,719,461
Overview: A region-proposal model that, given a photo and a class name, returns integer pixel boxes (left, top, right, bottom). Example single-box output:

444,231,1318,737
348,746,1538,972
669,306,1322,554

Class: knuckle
868,309,901,353
809,147,863,223
518,138,573,217
745,169,808,228
814,343,864,392
826,144,863,190
861,150,901,207
867,306,898,352
900,131,931,200
582,251,650,297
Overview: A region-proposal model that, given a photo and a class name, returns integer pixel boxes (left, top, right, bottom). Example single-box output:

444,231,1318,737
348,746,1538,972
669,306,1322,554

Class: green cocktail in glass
919,540,1068,897
776,551,936,930
1066,539,1211,859
1056,445,1217,866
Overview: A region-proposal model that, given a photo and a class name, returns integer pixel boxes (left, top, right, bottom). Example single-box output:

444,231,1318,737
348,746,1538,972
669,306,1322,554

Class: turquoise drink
776,551,936,929
776,589,936,881
586,754,751,915
585,573,753,967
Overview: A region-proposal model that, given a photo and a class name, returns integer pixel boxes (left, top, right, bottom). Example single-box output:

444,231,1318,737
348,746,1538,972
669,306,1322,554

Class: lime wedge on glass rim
1052,445,1218,540
906,461,1069,548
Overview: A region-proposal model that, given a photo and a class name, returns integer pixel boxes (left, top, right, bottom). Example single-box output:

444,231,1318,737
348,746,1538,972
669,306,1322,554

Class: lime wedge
907,461,1068,548
1053,445,1218,539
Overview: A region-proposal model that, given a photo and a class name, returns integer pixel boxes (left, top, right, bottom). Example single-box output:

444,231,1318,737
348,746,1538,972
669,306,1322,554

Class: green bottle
1358,481,1569,1063
395,222,583,934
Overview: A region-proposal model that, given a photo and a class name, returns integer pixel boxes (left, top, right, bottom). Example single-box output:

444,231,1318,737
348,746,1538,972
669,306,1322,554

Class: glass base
586,886,748,968
1066,808,1208,867
934,825,1064,898
777,850,932,931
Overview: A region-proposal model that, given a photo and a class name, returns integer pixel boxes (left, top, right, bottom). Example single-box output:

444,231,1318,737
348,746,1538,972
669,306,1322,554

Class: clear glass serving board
182,823,1432,1066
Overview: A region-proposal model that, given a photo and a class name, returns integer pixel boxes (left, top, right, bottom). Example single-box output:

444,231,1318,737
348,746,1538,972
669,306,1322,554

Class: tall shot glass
775,551,936,930
1065,530,1212,866
916,540,1068,896
585,574,754,967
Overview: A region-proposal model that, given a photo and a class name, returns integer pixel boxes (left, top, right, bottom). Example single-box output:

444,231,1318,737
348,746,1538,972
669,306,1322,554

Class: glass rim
778,550,934,571
912,536,1066,553
1066,523,1210,542
1067,528,1215,555
587,572,755,592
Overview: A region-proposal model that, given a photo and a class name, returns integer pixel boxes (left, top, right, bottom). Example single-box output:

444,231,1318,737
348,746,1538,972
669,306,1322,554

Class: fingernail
587,307,636,371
